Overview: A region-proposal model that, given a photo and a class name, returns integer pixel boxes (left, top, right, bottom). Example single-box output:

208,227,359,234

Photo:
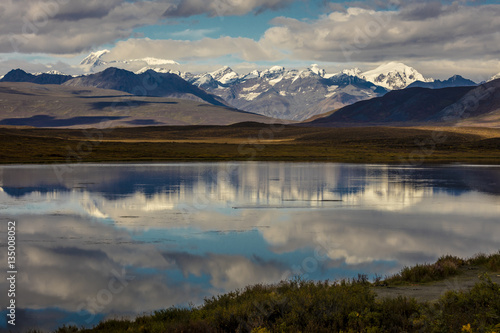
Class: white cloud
260,4,500,63
106,37,283,62
0,0,168,54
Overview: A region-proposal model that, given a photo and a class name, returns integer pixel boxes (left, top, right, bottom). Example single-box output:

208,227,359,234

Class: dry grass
1,124,500,164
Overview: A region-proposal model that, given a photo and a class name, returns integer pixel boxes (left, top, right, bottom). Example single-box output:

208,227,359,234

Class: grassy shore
1,124,500,164
45,252,500,333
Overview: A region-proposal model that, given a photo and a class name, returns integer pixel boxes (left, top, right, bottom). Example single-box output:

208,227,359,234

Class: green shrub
429,274,500,333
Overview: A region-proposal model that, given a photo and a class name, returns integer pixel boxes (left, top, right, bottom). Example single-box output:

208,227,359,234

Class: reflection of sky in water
0,162,499,332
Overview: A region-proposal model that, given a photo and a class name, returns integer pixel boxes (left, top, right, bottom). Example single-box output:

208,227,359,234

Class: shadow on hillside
0,87,35,95
90,100,178,110
0,115,127,127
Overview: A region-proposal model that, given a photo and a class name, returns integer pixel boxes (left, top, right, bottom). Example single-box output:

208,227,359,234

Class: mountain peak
362,62,432,90
260,66,285,79
210,66,240,84
80,49,110,67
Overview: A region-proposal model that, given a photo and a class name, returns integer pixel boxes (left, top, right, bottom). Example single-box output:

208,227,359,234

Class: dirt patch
373,267,500,302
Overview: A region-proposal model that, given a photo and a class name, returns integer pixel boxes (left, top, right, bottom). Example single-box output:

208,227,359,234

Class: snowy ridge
327,68,363,79
135,67,174,74
310,64,326,77
80,49,178,72
488,72,500,82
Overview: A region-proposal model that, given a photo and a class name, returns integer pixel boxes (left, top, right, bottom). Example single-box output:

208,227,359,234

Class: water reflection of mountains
2,163,500,199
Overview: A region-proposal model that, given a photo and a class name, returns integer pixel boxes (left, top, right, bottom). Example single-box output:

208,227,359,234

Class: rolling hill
62,67,228,106
309,79,500,127
0,82,276,128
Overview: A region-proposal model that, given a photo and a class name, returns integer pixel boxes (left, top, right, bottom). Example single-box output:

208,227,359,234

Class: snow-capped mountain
80,49,110,71
489,72,500,82
32,69,64,75
161,62,432,120
183,65,387,120
361,62,433,90
80,50,179,72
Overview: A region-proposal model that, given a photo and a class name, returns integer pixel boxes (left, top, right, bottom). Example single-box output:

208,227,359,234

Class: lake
1,162,499,331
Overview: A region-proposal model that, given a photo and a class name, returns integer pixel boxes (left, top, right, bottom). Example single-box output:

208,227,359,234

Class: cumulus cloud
162,0,295,17
260,4,500,63
106,36,282,62
0,0,297,55
0,0,168,54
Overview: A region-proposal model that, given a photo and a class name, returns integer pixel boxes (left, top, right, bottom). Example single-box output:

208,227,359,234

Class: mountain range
134,61,481,121
2,54,499,127
184,65,388,121
74,51,486,121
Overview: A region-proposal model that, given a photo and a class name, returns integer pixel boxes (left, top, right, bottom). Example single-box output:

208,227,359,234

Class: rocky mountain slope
183,65,388,121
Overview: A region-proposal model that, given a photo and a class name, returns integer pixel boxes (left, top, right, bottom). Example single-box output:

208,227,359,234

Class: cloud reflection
0,163,499,331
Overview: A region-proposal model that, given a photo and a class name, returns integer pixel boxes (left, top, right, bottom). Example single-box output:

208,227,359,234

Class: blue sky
0,0,499,81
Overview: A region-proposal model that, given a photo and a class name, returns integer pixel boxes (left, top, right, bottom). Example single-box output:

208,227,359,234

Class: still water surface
0,162,499,331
